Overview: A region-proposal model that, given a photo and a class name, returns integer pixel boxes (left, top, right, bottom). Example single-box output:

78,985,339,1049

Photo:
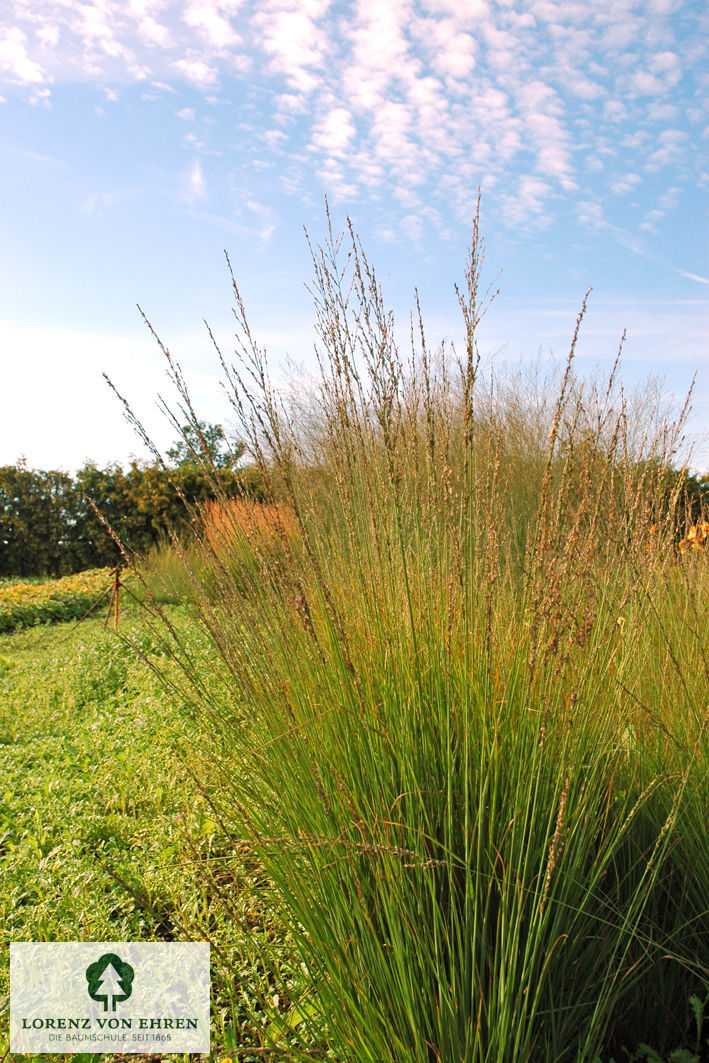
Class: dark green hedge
0,458,264,578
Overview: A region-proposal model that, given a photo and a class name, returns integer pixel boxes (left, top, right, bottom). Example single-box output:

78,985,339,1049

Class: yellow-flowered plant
0,568,116,632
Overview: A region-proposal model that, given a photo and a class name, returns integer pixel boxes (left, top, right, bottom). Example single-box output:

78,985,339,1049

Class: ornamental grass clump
142,204,708,1061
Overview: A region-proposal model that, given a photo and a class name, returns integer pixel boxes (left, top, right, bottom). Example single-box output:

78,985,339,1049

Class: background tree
0,424,264,577
165,421,245,471
0,462,82,576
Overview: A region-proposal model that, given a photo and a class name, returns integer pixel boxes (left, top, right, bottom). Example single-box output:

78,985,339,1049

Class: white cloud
639,207,664,231
0,27,46,83
658,185,681,210
628,70,666,96
577,199,605,228
224,192,279,241
646,101,679,122
603,99,627,123
421,0,487,18
138,16,172,47
183,2,241,48
645,128,689,170
647,0,679,16
261,127,287,147
413,16,476,80
36,25,60,47
501,175,554,226
0,0,704,236
610,171,641,195
274,91,308,116
400,212,424,243
147,80,175,94
677,271,709,286
181,158,207,203
568,76,605,102
251,1,330,93
311,107,357,157
174,56,218,88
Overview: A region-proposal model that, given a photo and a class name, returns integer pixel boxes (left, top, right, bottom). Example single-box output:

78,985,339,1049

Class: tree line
0,424,263,578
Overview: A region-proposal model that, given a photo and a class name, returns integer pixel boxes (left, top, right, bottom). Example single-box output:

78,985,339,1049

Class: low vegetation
0,606,301,1061
0,567,115,632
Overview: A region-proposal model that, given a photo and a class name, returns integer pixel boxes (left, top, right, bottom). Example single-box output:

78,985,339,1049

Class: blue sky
1,0,707,472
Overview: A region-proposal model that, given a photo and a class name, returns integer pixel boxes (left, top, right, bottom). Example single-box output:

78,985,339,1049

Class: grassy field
0,597,316,1062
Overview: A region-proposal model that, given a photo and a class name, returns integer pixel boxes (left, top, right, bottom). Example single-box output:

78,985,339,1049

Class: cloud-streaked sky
1,0,707,470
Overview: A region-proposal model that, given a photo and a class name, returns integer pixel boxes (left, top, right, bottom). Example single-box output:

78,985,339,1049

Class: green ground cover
0,604,308,1062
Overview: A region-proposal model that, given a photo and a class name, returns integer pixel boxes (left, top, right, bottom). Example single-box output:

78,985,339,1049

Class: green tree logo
85,953,134,1012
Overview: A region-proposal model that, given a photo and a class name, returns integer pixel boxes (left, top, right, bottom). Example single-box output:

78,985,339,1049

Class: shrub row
0,442,264,578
